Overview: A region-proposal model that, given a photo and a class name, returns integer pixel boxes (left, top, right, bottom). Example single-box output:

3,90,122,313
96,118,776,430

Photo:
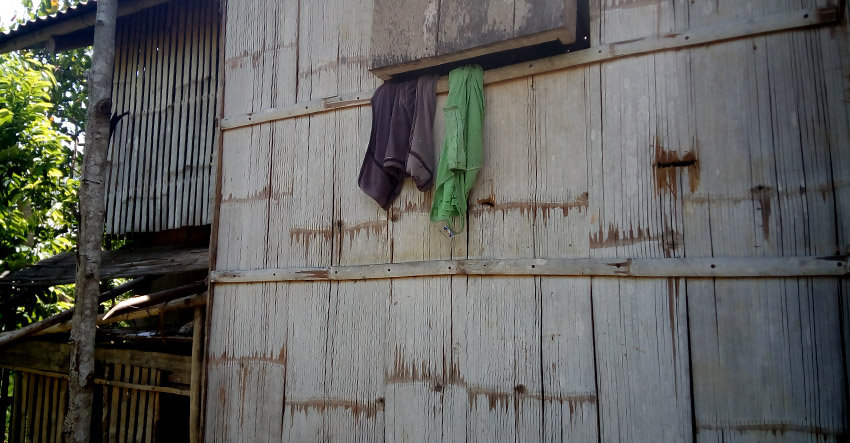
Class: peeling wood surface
207,0,850,441
370,0,578,78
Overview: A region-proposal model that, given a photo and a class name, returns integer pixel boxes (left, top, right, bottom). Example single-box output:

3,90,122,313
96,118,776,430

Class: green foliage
0,53,79,326
0,0,91,332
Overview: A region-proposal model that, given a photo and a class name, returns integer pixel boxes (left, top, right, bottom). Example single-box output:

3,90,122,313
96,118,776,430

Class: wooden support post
189,307,204,443
66,0,118,441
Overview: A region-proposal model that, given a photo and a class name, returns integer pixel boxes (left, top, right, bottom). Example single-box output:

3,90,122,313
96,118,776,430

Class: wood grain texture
685,19,848,442
371,0,578,77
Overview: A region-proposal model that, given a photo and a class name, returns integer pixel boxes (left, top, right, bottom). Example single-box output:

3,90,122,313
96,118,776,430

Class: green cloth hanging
430,65,484,236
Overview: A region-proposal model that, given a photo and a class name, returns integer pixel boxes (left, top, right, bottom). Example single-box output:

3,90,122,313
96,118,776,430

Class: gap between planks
218,6,837,131
210,256,850,283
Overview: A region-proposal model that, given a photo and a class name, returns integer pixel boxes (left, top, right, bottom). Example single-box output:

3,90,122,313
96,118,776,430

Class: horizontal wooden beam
0,365,190,396
218,6,837,131
210,256,849,283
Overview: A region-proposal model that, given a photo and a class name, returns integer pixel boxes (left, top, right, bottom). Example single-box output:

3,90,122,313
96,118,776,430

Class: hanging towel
358,75,439,209
430,65,484,236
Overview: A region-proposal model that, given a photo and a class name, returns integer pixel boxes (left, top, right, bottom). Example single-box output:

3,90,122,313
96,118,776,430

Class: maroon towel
358,75,438,209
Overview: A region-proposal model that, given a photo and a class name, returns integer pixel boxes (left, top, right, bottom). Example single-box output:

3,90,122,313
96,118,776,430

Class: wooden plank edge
369,27,573,80
218,6,838,132
210,256,850,283
0,366,189,396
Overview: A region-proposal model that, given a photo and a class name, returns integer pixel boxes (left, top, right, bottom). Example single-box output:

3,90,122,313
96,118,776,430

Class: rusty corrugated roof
0,1,97,48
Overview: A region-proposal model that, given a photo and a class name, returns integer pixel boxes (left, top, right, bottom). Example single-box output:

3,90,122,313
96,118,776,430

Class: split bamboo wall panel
208,0,850,441
5,365,165,443
104,0,220,235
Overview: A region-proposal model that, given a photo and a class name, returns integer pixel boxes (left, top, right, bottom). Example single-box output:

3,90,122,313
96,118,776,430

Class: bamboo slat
101,365,111,443
55,379,66,443
24,372,34,441
33,375,43,442
126,366,141,441
48,376,58,443
108,365,122,443
10,372,21,443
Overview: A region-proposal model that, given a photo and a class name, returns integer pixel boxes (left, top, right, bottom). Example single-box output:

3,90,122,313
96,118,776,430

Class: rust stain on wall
654,137,700,196
472,192,590,221
590,223,683,256
697,421,845,437
386,345,443,384
466,385,596,412
286,398,385,420
289,220,388,257
222,185,270,204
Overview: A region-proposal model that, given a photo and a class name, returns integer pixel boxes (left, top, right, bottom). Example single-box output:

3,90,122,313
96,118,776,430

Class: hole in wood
838,262,843,267
387,268,391,272
804,13,809,18
477,197,495,207
531,265,536,269
685,36,689,40
711,264,716,269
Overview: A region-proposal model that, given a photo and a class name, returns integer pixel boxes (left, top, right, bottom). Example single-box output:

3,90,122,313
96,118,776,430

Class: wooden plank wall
5,366,165,443
7,372,67,443
104,0,220,235
208,0,850,441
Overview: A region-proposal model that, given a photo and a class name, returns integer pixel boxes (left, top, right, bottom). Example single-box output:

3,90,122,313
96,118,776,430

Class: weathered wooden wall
207,0,850,441
104,0,219,235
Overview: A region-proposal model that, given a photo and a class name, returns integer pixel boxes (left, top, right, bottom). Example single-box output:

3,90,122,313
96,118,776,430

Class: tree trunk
64,0,118,441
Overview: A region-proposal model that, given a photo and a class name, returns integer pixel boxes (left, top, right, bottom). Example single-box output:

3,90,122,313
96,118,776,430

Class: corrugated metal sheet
104,0,219,234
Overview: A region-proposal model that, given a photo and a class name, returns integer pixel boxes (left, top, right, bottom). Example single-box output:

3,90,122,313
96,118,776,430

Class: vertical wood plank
56,379,67,443
323,0,388,436
531,68,599,442
686,27,848,441
145,369,160,443
101,365,112,443
33,375,44,443
457,77,542,442
109,365,122,443
135,368,151,443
